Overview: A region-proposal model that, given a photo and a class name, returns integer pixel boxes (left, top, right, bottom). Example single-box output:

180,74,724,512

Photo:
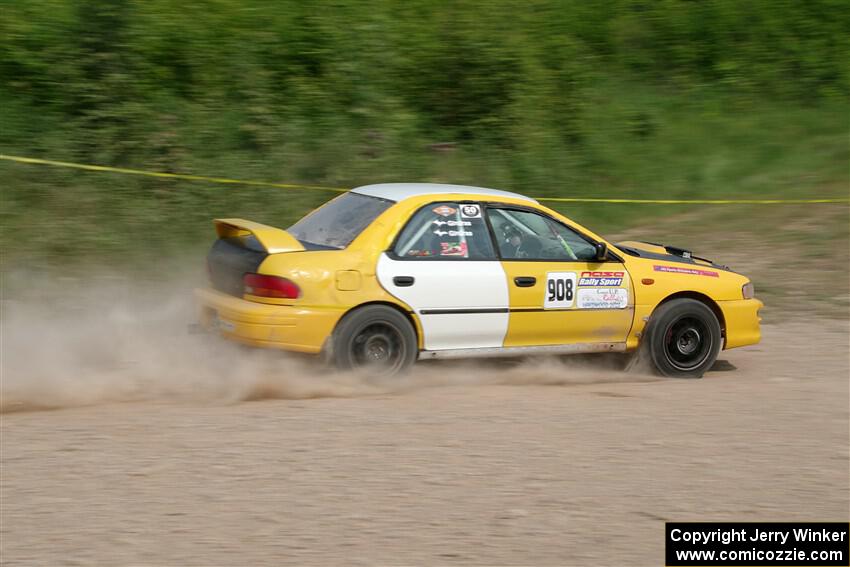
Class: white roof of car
351,183,537,203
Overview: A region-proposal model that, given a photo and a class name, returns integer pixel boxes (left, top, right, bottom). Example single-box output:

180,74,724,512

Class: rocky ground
2,317,847,566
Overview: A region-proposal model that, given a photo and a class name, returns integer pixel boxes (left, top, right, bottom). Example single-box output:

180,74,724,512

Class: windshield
287,192,394,249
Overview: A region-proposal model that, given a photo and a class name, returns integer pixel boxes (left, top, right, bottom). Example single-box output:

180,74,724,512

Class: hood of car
614,240,734,273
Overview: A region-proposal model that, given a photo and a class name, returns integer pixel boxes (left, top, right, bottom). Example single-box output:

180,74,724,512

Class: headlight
742,282,755,299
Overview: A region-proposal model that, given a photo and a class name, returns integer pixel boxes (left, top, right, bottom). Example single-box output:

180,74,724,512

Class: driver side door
486,206,635,347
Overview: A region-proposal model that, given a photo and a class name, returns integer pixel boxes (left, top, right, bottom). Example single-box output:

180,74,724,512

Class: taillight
742,282,755,299
243,273,300,299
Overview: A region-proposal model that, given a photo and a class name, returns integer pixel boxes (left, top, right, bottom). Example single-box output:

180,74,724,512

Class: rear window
287,192,393,249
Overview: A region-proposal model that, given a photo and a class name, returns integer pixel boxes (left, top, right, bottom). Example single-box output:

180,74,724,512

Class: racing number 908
548,277,573,302
543,272,577,309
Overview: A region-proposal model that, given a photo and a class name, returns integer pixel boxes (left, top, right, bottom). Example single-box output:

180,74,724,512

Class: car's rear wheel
646,298,721,378
330,305,417,375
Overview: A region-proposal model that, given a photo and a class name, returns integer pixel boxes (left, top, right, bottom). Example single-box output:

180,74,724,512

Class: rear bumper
194,288,343,354
719,298,763,349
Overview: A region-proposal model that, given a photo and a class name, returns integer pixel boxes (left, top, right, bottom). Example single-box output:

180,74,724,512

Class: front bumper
194,288,344,354
718,298,763,349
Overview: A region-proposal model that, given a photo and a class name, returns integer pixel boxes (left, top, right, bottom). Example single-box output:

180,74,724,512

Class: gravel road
1,319,848,566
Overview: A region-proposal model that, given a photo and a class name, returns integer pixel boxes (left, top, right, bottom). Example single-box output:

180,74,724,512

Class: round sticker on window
460,204,481,218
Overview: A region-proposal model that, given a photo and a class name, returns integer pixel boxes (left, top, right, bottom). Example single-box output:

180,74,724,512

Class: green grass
2,1,847,317
1,81,847,275
611,203,850,318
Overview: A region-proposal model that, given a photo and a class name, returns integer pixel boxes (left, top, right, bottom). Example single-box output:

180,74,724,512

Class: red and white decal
580,271,624,278
653,265,719,277
576,288,629,309
439,241,468,257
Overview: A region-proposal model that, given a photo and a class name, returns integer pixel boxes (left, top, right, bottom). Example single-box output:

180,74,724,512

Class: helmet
502,225,522,240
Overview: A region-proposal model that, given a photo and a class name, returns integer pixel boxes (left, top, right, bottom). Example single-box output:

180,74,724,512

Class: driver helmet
502,224,522,241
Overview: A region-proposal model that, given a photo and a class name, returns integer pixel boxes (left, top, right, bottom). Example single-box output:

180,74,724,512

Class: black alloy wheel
331,305,417,375
647,298,722,378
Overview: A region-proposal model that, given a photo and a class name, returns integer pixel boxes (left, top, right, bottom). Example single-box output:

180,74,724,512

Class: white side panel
414,313,507,351
376,253,509,350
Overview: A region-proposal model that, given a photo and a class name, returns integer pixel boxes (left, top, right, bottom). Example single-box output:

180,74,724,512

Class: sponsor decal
577,288,629,309
406,249,433,257
544,272,577,309
439,241,468,257
581,271,624,278
579,277,623,287
433,229,473,237
578,271,625,287
433,220,471,227
432,205,457,217
653,265,719,277
460,204,481,218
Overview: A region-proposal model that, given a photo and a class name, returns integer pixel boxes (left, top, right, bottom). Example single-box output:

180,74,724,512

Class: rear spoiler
214,218,305,254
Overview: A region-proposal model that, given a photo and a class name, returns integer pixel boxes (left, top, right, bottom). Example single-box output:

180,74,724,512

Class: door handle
514,276,536,287
393,276,415,287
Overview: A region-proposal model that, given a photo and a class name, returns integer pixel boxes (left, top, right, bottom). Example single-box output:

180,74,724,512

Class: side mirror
594,241,608,262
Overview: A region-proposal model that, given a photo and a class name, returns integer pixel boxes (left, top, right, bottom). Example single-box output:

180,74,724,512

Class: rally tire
330,305,417,375
646,298,721,378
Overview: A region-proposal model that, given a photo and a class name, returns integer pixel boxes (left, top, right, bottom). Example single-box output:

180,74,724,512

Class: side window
487,208,598,261
392,202,496,260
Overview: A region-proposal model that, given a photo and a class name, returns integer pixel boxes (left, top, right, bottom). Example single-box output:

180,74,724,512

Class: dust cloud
0,276,655,413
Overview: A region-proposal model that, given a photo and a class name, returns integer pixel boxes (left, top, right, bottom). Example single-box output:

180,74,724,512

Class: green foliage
0,0,847,269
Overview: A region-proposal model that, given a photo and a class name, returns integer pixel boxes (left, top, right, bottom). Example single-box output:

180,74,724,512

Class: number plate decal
544,272,577,309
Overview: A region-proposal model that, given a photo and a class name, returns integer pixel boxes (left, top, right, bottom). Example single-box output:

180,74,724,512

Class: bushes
4,1,845,162
0,0,846,267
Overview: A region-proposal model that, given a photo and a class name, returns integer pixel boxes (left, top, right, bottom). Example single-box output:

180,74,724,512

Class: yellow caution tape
536,196,850,204
2,153,848,204
0,154,347,193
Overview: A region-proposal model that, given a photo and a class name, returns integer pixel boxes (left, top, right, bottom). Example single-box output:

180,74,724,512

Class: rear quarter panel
256,248,422,347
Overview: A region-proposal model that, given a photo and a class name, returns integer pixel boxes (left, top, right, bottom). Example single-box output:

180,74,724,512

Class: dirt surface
1,317,848,566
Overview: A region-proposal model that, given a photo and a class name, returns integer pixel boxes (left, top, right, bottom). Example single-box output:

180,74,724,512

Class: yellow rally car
195,184,762,377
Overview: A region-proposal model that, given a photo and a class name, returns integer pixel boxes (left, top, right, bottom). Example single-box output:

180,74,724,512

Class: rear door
376,202,509,351
486,206,634,347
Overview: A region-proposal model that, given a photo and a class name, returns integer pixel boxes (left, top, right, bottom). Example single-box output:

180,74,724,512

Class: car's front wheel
330,305,417,375
646,298,722,378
